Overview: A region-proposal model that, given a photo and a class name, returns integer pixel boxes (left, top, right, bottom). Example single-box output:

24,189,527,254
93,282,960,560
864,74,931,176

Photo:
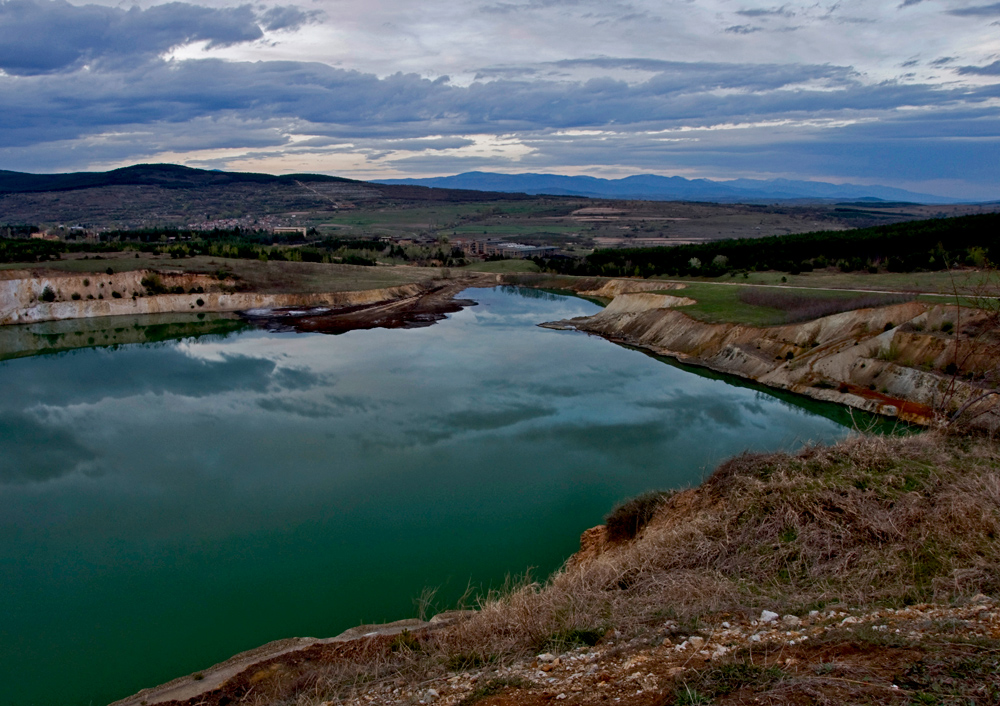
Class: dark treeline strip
0,225,39,238
0,238,101,263
0,228,468,268
533,213,1000,278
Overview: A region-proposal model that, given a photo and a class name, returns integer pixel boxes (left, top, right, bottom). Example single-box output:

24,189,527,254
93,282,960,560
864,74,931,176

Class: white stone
538,653,556,662
760,610,779,623
688,636,705,650
782,615,801,627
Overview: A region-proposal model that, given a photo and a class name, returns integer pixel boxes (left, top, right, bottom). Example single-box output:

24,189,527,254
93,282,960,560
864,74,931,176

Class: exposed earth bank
0,267,500,339
0,268,450,326
535,278,999,428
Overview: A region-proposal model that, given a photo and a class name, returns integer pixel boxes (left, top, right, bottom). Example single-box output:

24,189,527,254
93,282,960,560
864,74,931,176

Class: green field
663,283,789,326
649,276,986,326
669,268,999,295
448,224,580,237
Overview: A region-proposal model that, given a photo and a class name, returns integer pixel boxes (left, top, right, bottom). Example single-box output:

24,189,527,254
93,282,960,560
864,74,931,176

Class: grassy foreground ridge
156,430,1000,706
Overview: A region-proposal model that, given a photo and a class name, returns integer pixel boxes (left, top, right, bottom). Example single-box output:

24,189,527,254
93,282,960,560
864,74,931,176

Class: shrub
71,292,81,300
105,267,114,275
40,286,56,302
543,628,605,650
111,290,122,298
141,274,165,294
605,491,670,543
446,652,491,671
457,678,533,706
877,341,901,362
683,663,785,698
389,629,421,653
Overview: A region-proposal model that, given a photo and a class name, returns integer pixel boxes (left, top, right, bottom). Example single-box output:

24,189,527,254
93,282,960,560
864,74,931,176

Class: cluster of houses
451,238,559,259
374,234,560,260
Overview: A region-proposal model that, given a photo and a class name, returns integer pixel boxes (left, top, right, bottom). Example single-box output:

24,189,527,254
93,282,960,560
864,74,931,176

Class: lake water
1,287,873,706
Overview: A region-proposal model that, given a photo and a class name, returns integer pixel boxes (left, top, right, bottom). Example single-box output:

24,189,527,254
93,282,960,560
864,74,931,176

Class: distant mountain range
0,163,358,194
377,172,964,204
0,164,968,205
0,163,535,202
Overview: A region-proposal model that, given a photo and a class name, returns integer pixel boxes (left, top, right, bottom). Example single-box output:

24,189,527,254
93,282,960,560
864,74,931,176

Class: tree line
532,213,1000,277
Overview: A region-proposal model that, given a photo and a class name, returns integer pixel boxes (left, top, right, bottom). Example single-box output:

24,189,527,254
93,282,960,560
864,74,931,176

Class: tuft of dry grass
604,490,674,542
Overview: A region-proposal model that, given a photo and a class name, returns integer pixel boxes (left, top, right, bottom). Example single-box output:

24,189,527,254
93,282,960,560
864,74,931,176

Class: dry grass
433,432,999,657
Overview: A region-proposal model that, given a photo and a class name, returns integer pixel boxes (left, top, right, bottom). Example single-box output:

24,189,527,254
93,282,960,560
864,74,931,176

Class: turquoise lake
0,287,874,706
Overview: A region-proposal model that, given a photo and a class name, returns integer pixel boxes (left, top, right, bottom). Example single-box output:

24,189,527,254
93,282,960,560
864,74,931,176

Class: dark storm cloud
256,396,341,418
258,4,322,31
947,2,1000,16
0,0,995,196
0,56,995,150
0,0,310,75
736,6,795,18
958,61,1000,75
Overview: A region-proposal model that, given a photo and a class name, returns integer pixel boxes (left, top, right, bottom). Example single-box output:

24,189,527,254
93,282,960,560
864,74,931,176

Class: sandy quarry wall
568,296,997,426
576,278,687,299
0,270,424,325
591,292,697,316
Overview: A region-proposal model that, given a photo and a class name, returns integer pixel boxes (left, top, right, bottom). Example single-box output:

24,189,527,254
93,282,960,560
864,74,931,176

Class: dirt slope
545,285,998,426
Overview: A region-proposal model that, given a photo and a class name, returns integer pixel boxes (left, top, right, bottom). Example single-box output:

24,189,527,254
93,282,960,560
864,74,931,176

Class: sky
0,0,999,198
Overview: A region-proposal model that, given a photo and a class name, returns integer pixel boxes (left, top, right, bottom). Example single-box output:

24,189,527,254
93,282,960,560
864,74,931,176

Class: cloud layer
0,0,998,198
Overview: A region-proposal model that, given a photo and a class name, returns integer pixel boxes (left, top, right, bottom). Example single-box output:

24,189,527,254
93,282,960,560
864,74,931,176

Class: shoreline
531,280,998,429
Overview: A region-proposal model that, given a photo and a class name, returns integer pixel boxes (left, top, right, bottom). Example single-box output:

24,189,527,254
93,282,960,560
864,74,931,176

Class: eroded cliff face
552,289,998,426
0,269,425,325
